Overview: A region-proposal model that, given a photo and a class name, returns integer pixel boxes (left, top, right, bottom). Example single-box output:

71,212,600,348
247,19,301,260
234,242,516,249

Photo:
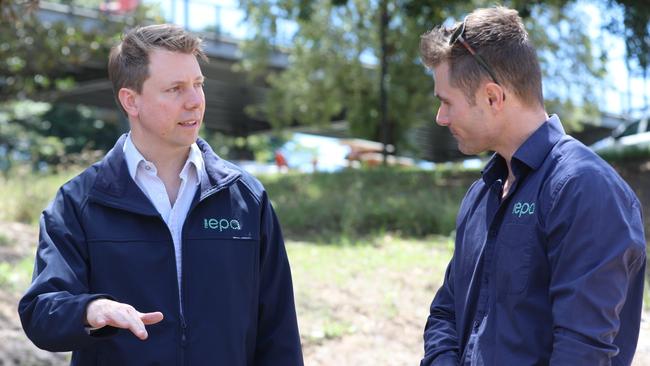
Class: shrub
260,167,476,240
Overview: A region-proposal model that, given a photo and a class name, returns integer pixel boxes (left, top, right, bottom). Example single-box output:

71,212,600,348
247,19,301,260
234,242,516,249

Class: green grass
0,233,8,246
0,170,78,224
0,257,33,292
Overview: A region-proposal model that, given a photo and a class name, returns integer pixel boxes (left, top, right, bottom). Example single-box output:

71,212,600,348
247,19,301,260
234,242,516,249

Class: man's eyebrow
168,76,205,85
434,93,449,103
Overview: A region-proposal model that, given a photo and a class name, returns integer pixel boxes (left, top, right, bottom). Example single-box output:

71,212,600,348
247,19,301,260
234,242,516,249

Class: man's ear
484,83,506,111
117,88,139,118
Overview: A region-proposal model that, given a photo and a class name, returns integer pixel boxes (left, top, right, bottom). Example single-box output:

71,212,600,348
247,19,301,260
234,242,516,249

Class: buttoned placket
463,166,526,365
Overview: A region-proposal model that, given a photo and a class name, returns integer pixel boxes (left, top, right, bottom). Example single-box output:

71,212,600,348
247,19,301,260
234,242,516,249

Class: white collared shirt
123,134,206,293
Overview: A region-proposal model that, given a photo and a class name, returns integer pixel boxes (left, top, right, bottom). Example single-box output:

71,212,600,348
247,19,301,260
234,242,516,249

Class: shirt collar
181,142,205,186
123,133,204,186
123,133,147,181
482,114,565,185
512,114,565,170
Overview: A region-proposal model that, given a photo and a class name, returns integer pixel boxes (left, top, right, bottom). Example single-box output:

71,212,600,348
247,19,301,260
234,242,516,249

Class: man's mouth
179,120,198,126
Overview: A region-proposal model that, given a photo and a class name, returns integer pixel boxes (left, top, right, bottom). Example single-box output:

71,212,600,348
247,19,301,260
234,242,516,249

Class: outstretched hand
85,298,164,340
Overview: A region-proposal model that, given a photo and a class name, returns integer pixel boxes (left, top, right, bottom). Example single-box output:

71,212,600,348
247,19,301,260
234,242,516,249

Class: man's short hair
420,6,543,107
108,24,207,115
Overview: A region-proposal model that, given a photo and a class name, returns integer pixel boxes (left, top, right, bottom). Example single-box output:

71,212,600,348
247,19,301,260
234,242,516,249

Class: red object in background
100,0,139,13
275,151,288,169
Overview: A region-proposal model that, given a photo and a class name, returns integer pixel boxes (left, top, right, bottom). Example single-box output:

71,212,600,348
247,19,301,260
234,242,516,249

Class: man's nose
185,87,203,109
436,106,449,126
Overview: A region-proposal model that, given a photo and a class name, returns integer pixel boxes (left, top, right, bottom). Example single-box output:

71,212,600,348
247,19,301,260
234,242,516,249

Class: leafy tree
0,1,161,170
0,101,123,172
0,0,161,101
611,0,649,75
238,0,455,156
0,101,65,172
237,0,644,159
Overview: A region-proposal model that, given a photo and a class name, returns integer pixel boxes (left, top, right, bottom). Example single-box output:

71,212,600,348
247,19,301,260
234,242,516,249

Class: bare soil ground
1,222,648,366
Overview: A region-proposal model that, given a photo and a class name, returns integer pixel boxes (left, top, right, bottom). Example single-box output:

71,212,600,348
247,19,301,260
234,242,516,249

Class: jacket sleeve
545,171,646,365
421,255,460,366
254,192,304,366
18,188,115,352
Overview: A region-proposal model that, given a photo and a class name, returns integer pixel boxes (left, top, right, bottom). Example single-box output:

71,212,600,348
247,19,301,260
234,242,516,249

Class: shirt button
145,165,151,171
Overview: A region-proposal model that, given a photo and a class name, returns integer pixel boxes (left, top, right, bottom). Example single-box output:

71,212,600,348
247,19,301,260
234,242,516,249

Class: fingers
85,299,164,340
123,306,148,340
140,311,164,325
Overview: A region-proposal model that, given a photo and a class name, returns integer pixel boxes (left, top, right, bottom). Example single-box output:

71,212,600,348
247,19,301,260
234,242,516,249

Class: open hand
85,298,164,340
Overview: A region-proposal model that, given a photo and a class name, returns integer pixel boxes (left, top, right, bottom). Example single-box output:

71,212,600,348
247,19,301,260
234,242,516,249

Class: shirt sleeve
254,192,304,366
18,188,116,352
421,256,460,366
545,170,646,365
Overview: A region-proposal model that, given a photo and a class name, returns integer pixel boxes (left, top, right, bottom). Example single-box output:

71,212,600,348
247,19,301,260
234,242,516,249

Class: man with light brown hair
419,6,645,365
19,24,303,365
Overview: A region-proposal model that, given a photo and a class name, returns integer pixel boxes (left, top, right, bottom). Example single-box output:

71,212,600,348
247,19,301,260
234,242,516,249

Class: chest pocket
497,223,535,294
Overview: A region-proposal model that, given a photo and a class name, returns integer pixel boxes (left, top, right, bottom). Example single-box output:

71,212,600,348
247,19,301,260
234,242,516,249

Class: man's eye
168,87,180,92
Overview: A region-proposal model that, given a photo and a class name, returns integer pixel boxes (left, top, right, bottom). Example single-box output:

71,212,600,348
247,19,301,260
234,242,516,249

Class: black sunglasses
449,17,500,85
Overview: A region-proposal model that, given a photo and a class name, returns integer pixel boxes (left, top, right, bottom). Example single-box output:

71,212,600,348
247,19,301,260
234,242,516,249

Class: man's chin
458,144,476,155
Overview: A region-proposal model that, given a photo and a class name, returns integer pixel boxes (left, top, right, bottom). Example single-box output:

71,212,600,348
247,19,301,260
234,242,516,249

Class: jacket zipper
177,181,236,365
180,311,187,366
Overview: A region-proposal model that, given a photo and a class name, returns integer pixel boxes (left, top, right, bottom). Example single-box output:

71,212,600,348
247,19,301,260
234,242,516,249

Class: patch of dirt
295,263,437,366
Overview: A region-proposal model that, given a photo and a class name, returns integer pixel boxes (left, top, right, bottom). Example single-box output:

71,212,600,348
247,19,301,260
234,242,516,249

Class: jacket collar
89,134,241,213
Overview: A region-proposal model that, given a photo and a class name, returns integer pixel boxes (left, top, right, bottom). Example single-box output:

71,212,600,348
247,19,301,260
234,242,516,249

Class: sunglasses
449,17,500,85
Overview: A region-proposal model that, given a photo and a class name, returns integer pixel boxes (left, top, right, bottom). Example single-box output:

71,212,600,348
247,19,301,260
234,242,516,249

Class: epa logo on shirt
512,201,535,217
204,218,242,232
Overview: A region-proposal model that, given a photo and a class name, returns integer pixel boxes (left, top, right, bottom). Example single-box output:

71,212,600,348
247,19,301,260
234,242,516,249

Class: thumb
140,311,164,325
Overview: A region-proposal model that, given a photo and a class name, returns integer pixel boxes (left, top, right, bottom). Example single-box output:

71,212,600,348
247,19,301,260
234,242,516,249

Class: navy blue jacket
19,135,303,365
421,116,646,365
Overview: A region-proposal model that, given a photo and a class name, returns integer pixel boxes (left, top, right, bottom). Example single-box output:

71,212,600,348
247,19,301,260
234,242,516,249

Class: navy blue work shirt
421,115,646,366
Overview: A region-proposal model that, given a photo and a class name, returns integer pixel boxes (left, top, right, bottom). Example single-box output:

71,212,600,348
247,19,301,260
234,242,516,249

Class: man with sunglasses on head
419,6,645,366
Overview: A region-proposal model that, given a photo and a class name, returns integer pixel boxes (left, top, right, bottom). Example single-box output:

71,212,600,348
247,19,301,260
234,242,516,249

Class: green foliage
0,169,78,224
609,0,650,72
259,167,476,239
527,2,607,131
0,1,162,101
238,0,620,157
0,101,122,172
202,128,289,162
596,144,650,162
0,1,160,171
0,257,34,292
238,0,460,153
39,104,123,153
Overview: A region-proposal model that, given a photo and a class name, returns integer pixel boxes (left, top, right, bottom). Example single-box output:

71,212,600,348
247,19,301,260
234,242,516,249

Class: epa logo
203,218,242,231
512,202,535,217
